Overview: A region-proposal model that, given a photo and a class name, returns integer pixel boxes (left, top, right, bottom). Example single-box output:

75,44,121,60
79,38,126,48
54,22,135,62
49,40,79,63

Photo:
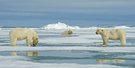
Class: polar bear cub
96,28,126,47
9,28,39,47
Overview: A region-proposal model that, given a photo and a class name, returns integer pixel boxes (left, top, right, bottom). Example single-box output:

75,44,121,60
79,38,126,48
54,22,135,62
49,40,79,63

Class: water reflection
27,52,38,56
11,52,17,56
96,59,125,63
11,51,38,56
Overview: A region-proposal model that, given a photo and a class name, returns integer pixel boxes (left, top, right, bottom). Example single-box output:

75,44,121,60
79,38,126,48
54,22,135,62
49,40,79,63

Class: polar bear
9,28,39,47
96,28,126,47
62,29,73,37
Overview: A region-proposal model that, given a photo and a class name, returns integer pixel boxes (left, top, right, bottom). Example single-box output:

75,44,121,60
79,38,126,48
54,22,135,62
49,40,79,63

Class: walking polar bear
96,28,126,47
9,28,39,47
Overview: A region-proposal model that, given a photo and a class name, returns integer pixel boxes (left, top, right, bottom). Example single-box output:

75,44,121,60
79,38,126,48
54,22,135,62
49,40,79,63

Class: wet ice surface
0,28,135,68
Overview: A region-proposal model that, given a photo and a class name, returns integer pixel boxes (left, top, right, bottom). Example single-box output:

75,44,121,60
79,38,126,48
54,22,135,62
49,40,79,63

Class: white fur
9,28,39,47
96,29,126,47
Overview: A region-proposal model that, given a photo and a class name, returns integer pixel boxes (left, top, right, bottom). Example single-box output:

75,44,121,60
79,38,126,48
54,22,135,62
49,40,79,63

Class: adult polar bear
9,28,39,47
96,28,126,47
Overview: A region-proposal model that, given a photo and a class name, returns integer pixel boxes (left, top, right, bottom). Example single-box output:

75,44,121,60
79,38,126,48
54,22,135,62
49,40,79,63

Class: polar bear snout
32,37,39,47
96,29,101,34
32,44,36,47
96,30,100,34
96,29,104,34
32,42,38,47
96,32,98,34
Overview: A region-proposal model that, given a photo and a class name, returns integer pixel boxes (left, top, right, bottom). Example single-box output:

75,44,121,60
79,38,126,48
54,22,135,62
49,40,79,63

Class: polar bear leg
10,38,17,46
120,37,126,47
102,37,108,47
26,36,33,47
120,32,126,47
26,39,32,47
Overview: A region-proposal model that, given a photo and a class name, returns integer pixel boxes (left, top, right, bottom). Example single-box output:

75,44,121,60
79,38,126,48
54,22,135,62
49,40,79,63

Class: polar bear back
108,29,125,40
9,28,37,40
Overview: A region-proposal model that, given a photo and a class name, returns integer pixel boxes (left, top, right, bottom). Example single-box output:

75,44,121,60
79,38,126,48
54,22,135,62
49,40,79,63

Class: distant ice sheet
41,22,80,29
114,26,130,29
40,22,133,30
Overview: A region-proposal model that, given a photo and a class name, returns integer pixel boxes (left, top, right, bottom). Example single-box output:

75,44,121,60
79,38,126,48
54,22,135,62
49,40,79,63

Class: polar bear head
67,29,73,35
96,29,105,35
32,37,39,47
62,29,73,37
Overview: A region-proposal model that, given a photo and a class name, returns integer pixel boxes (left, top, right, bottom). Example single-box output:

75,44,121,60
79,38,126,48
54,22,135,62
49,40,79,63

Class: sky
0,0,135,27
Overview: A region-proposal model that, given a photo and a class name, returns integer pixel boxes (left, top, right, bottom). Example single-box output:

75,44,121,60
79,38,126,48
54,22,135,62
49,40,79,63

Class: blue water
0,49,135,68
